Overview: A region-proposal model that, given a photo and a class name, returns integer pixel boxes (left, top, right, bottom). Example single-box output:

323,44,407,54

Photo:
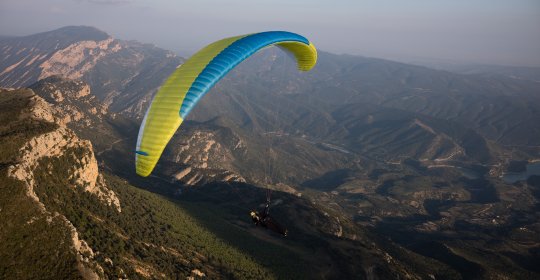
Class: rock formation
2,88,120,279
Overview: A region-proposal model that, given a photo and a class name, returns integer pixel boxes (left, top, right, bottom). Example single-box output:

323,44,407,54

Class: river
503,162,540,183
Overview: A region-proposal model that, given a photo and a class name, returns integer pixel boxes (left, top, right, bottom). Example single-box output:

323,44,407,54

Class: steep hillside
0,87,437,279
0,89,299,279
0,88,119,279
28,76,137,151
331,103,496,164
160,118,355,187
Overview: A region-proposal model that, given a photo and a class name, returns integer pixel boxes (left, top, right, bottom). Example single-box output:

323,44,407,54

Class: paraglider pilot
250,201,288,236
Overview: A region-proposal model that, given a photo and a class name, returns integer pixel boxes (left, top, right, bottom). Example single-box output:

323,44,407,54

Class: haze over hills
1,26,540,279
401,59,540,84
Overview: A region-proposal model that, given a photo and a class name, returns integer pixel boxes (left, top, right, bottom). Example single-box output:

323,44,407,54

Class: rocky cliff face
28,76,136,153
29,76,107,125
1,88,120,279
38,37,121,81
0,26,110,87
163,128,246,185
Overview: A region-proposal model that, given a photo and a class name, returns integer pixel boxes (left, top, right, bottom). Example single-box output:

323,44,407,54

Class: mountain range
1,26,539,279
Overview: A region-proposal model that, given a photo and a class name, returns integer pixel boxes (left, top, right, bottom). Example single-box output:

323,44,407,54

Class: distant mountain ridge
406,60,540,83
0,26,182,115
0,26,109,86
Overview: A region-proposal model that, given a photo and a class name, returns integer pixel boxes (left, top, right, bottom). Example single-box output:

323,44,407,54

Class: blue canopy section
179,31,310,119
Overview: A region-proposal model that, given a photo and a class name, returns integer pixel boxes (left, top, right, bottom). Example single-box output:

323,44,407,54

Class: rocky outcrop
172,131,232,169
7,92,120,211
1,37,120,87
68,216,103,280
166,129,246,185
39,38,121,81
29,76,107,125
0,26,111,87
4,90,121,279
27,76,129,155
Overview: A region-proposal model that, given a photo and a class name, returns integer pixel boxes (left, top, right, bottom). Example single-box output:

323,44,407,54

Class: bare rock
39,38,121,81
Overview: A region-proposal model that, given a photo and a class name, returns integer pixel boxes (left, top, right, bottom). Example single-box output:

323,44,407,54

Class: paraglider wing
135,31,317,177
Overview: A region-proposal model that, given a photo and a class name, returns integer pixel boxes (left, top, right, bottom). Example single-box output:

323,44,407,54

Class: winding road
97,138,127,156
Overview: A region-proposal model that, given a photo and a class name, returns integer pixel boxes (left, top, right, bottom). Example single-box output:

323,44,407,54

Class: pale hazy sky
1,0,539,66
